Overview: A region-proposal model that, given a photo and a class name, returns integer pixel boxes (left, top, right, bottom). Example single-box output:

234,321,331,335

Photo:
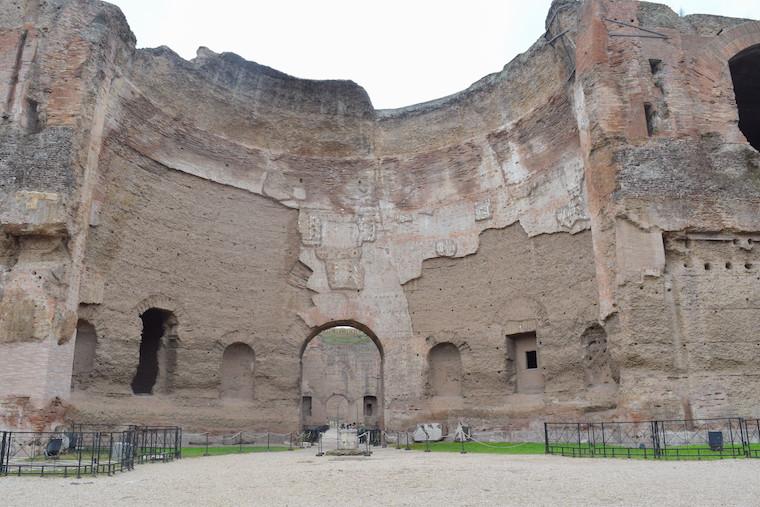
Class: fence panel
744,418,760,458
0,429,138,477
546,417,758,460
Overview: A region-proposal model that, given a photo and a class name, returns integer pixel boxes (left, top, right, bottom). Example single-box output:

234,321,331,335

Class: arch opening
71,319,97,389
131,308,177,395
220,342,255,401
300,322,383,431
730,45,760,151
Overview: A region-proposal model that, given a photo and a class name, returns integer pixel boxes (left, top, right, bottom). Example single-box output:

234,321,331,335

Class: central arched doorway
300,321,384,432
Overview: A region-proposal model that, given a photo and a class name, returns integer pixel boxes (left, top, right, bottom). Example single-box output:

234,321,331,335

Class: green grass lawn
547,443,760,460
182,445,289,458
401,441,546,454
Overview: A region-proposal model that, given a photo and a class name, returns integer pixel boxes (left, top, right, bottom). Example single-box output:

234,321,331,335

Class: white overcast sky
108,0,760,109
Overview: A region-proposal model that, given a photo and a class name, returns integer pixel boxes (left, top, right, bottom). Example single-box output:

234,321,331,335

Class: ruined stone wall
0,0,134,427
1,0,759,431
69,146,310,429
404,226,601,432
574,1,760,420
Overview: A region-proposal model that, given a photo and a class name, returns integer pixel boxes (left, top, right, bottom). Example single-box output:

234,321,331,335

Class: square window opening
526,350,538,369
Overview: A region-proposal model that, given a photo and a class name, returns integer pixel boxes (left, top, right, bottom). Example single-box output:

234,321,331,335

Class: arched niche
427,342,463,397
71,319,97,389
220,342,255,401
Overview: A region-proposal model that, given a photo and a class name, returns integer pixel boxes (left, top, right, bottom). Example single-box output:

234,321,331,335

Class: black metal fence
545,417,760,460
0,425,182,477
134,426,182,463
0,429,137,477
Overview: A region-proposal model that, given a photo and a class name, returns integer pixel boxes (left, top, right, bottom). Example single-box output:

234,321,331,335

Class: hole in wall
302,396,312,417
730,45,760,151
131,308,176,395
363,395,377,416
644,103,657,136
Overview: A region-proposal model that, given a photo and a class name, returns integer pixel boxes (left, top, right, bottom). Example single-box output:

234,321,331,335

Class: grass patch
547,443,760,460
401,441,546,454
182,445,289,458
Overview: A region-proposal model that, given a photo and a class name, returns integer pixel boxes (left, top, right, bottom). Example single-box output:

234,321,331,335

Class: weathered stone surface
0,0,759,432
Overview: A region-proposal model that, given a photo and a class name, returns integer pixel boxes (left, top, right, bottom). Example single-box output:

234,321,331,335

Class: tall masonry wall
0,0,759,432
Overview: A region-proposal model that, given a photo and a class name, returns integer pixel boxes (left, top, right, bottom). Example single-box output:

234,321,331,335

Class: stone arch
300,320,384,359
133,294,188,326
692,21,760,145
498,296,548,329
426,342,463,397
220,342,255,401
300,320,384,429
712,21,760,63
71,319,97,389
729,44,760,151
325,393,350,422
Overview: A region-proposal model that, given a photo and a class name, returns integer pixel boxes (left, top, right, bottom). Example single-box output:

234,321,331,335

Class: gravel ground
2,448,760,506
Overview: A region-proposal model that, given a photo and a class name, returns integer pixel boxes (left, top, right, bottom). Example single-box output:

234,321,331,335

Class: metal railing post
92,432,99,475
204,432,209,457
107,432,114,476
0,431,7,476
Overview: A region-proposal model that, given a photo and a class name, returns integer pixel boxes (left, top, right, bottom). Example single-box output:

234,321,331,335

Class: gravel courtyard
2,448,759,506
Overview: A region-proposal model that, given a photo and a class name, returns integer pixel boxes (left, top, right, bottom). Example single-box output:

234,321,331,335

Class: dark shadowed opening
131,308,174,394
363,395,377,416
730,45,760,151
302,396,312,417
